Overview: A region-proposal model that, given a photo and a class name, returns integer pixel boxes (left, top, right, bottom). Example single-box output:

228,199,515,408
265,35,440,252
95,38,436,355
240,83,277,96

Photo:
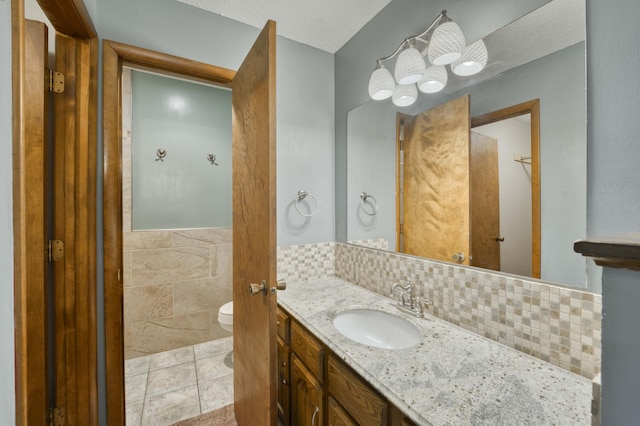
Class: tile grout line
139,356,151,426
192,345,203,416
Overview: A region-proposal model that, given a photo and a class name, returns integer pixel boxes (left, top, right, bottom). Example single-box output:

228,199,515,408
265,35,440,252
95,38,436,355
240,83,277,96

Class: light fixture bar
376,10,448,64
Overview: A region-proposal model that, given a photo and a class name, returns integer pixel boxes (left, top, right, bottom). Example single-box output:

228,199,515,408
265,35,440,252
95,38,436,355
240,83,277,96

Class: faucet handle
414,296,432,314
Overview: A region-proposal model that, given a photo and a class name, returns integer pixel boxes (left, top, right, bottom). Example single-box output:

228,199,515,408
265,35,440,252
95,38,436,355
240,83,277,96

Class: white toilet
217,301,233,333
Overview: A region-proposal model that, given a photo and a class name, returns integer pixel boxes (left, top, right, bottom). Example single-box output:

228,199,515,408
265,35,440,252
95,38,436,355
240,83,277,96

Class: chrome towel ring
360,192,378,216
295,190,318,217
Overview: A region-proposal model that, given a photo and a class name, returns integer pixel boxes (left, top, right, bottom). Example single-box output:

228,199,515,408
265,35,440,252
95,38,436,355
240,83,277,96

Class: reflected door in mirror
470,132,501,270
398,95,471,265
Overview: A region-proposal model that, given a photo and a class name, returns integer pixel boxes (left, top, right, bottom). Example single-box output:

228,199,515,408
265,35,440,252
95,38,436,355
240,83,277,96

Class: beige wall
122,228,232,359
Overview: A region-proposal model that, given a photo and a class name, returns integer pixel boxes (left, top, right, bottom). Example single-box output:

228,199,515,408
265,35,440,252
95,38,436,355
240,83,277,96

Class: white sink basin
333,309,422,349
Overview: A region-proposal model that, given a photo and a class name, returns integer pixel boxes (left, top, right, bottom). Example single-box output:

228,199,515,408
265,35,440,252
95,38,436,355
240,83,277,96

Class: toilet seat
218,301,233,333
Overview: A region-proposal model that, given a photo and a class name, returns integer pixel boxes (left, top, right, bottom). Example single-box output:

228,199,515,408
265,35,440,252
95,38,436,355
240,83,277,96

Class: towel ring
360,192,378,216
295,190,318,217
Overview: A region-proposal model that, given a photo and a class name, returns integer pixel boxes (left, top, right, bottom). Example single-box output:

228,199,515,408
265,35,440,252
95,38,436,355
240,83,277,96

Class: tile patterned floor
125,336,234,426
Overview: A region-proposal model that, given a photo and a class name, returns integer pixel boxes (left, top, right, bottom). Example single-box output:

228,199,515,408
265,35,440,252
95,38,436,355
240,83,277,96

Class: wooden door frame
13,17,49,425
471,99,541,278
395,112,410,252
12,0,98,423
102,40,235,425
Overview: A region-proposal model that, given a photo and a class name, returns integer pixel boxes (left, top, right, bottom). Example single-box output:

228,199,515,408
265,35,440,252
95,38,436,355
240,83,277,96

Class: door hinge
49,407,65,426
399,122,405,151
47,69,65,93
399,223,404,235
47,240,64,262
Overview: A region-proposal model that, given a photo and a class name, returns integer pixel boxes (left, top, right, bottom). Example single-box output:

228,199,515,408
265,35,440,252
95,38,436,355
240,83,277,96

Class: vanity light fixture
367,10,487,106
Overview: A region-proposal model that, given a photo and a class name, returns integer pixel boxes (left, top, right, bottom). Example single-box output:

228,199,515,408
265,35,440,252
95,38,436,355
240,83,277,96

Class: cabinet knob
452,252,465,263
277,279,287,291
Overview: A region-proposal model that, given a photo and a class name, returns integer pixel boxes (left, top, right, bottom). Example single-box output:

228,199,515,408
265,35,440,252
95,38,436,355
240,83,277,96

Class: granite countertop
278,277,591,426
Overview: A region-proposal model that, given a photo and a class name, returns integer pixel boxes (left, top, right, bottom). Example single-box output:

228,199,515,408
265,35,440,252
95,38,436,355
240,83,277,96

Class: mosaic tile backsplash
278,242,601,380
277,242,336,283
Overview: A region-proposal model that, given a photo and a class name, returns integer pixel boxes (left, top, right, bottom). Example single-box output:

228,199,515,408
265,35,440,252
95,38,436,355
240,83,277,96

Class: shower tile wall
123,228,233,359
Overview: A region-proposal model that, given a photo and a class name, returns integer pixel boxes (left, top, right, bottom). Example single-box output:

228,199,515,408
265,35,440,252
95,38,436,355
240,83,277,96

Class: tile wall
277,242,601,380
277,242,336,283
123,228,233,359
122,69,233,359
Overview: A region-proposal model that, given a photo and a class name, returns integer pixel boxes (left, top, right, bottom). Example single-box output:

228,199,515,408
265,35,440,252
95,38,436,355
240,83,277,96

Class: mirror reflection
347,0,587,288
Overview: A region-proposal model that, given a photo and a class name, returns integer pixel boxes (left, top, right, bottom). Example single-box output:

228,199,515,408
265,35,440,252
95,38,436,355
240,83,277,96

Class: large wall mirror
346,0,588,289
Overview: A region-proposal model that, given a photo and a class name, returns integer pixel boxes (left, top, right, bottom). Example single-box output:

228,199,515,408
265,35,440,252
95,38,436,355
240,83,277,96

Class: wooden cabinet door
277,337,291,426
328,397,357,426
232,20,278,425
327,355,387,426
400,95,471,264
291,355,323,426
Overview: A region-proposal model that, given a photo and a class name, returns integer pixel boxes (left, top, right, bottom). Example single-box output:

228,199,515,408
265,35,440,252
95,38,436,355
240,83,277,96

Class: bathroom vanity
277,306,415,426
277,277,591,425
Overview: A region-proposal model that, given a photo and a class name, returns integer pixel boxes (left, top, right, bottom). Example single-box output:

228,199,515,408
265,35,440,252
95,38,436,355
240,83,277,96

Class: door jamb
12,0,98,423
102,40,235,424
471,99,541,278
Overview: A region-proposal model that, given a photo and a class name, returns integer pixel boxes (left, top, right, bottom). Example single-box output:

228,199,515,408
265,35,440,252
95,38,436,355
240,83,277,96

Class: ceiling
176,0,392,53
445,0,585,93
175,0,585,76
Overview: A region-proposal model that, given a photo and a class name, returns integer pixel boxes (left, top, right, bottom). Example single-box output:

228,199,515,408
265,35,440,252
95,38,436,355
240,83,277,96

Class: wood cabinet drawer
291,321,324,382
328,396,357,426
277,308,290,342
328,355,388,426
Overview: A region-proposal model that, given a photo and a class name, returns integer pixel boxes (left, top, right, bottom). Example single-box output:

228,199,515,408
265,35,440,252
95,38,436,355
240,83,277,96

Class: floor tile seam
194,345,233,360
124,358,152,378
193,344,204,416
197,371,233,387
144,382,201,404
139,368,150,426
145,365,198,399
195,352,231,369
149,349,197,371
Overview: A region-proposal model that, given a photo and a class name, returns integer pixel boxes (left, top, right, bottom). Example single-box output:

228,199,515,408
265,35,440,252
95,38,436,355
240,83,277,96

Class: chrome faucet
391,281,415,308
390,281,432,318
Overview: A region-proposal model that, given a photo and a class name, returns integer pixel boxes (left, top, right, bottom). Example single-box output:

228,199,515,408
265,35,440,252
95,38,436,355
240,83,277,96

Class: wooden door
290,356,323,426
232,20,278,425
470,131,501,270
400,95,471,265
14,19,50,424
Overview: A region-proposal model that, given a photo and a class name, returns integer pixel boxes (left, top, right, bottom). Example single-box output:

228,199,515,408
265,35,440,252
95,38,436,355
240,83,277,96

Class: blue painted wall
1,0,16,423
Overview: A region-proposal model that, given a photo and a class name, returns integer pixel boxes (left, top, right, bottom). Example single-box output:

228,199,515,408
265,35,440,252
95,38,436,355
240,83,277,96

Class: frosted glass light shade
428,21,466,66
368,65,395,100
451,39,488,76
417,65,448,94
392,83,417,107
394,46,426,85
